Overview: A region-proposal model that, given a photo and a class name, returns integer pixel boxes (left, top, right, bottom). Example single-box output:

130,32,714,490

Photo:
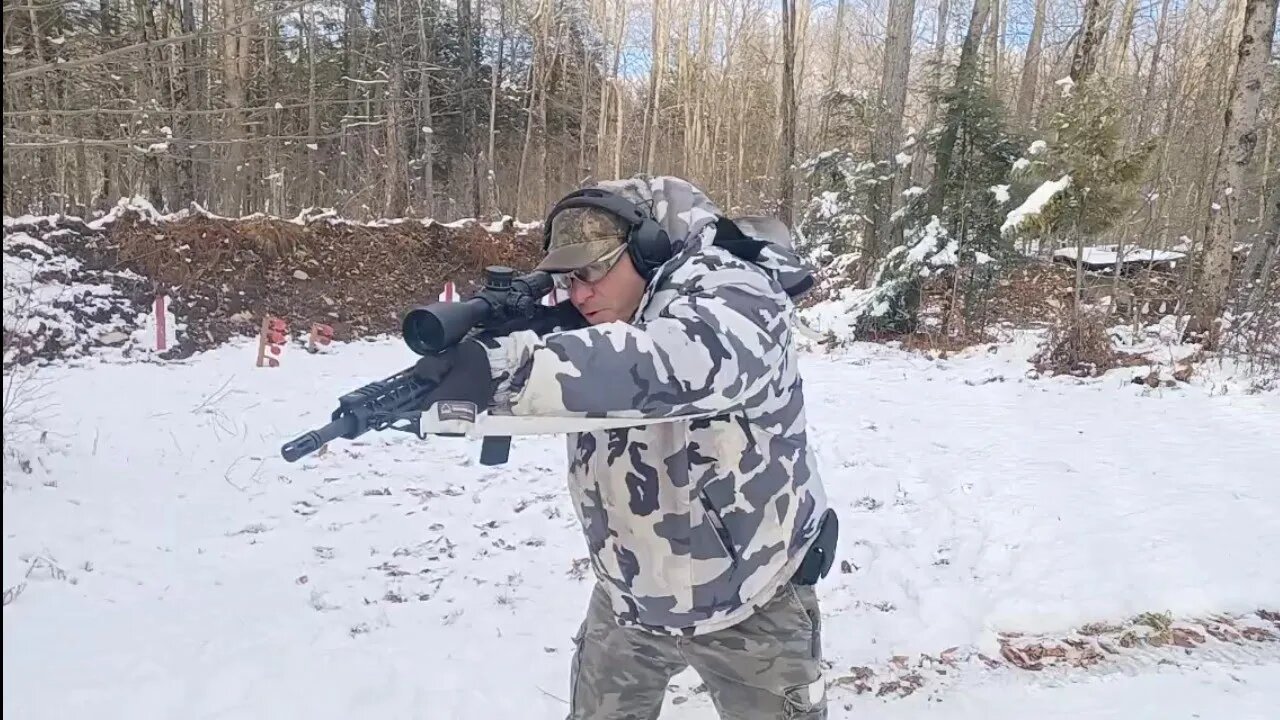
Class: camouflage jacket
483,177,828,635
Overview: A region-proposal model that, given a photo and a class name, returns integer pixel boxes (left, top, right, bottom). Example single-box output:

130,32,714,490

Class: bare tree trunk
692,0,716,181
300,6,319,208
342,0,367,207
868,0,918,256
219,0,251,214
417,0,437,217
1110,0,1140,74
778,0,797,225
1192,0,1278,339
594,0,612,179
985,0,999,89
516,0,550,217
795,0,812,163
1016,0,1046,127
135,0,163,210
1070,0,1111,86
25,0,60,212
536,26,556,212
579,38,590,183
1242,177,1280,288
458,0,480,217
174,0,198,207
819,0,846,148
1260,125,1274,223
928,0,991,217
1136,0,1173,140
382,0,409,217
911,0,950,186
677,0,691,178
641,0,665,173
613,76,625,178
487,0,504,213
611,0,626,178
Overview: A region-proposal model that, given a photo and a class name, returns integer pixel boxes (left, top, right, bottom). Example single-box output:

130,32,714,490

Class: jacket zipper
699,490,738,565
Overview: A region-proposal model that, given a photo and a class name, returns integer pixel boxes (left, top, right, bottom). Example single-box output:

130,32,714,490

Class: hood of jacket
588,175,816,301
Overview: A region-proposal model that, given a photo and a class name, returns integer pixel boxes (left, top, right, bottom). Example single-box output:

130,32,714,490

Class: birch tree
1193,0,1279,338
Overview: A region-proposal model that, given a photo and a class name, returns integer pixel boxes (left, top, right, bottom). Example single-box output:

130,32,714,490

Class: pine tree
796,149,880,260
895,69,1022,339
926,75,1025,258
803,217,964,341
1007,79,1154,243
1001,78,1155,307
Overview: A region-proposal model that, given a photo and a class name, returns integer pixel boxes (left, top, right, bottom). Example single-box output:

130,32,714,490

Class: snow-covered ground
3,335,1279,719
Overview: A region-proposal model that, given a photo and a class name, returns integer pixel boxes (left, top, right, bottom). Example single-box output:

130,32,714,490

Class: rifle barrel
281,415,354,462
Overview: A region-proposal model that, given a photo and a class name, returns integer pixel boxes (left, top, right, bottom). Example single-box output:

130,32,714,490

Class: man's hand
414,339,495,412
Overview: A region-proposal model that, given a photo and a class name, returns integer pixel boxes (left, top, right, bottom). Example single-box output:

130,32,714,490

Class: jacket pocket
699,489,738,566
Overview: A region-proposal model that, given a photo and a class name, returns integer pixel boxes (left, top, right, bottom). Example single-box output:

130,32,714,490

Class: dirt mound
3,202,544,365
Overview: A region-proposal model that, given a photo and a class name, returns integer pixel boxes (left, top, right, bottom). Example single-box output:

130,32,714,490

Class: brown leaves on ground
999,635,1105,671
828,609,1277,701
999,611,1276,672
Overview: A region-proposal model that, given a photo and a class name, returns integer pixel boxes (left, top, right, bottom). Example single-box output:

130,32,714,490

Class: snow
904,218,947,264
1053,245,1187,268
928,238,959,266
818,190,842,219
1012,158,1031,172
989,184,1011,204
484,216,517,233
895,152,914,167
1027,140,1048,155
4,333,1280,718
3,229,159,365
902,186,926,198
804,219,963,338
87,196,173,229
1002,175,1071,234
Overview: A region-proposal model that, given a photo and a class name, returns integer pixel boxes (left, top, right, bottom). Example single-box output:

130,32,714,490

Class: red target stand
256,315,287,367
307,323,334,354
154,293,169,351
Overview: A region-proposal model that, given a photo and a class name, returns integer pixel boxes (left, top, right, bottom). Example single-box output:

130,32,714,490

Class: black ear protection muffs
543,188,672,279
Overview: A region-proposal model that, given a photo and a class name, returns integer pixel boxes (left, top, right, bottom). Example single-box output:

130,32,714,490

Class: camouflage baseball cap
537,206,630,272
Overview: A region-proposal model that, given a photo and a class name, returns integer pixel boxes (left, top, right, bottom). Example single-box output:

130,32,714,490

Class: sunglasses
555,244,627,287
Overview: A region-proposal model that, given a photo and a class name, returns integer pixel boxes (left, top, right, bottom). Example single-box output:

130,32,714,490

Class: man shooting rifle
413,175,837,720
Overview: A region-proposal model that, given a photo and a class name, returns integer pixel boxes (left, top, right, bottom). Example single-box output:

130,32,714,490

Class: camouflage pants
566,581,826,720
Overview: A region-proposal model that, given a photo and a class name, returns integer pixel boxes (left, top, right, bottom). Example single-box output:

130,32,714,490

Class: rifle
279,266,581,466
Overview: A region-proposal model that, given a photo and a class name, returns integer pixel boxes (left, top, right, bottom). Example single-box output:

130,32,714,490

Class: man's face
538,206,649,325
567,250,647,325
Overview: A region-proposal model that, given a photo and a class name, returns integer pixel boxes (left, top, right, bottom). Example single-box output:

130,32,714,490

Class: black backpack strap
710,215,814,299
711,216,771,261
